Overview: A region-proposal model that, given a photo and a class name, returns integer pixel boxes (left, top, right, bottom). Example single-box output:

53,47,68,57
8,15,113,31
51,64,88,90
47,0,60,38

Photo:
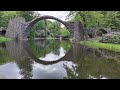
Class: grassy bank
80,40,120,53
0,37,12,42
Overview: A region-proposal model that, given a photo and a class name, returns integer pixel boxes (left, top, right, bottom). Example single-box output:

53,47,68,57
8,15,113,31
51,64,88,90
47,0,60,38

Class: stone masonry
5,15,84,42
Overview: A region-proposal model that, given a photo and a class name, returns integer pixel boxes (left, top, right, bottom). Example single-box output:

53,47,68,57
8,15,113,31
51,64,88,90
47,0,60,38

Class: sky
36,11,70,21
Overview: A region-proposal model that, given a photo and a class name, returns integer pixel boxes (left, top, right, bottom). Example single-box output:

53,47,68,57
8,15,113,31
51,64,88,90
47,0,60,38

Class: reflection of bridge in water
4,40,85,65
3,40,120,79
6,39,118,66
5,40,116,66
5,41,86,65
25,43,78,65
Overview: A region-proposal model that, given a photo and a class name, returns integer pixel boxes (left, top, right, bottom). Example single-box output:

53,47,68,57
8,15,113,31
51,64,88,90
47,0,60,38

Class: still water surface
0,39,120,79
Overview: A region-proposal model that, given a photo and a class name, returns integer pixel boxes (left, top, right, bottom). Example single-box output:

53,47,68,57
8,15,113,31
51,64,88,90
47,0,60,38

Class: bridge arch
6,16,84,42
23,15,71,39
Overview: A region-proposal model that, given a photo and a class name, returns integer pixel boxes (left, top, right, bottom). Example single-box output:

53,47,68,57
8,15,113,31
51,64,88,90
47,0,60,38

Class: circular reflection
39,47,66,61
27,39,71,62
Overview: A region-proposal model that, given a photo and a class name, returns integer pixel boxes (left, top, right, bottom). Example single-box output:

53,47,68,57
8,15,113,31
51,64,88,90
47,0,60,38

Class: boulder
100,32,120,44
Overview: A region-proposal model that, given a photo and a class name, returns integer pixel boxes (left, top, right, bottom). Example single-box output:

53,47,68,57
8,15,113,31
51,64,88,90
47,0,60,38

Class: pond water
1,39,120,79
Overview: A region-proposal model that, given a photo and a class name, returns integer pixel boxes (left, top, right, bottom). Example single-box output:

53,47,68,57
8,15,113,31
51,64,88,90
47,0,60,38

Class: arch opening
24,16,71,40
6,16,83,42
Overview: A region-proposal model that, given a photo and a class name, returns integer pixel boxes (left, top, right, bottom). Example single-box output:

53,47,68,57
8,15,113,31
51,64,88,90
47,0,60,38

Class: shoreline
80,40,120,53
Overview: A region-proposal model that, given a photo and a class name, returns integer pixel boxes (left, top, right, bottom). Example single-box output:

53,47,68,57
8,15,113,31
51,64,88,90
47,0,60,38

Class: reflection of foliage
63,45,120,79
0,47,14,65
16,57,33,79
28,40,71,59
60,40,71,51
63,64,78,79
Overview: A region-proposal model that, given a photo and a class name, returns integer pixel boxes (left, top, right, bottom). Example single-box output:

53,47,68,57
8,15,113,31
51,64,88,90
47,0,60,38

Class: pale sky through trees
36,11,70,28
37,11,70,21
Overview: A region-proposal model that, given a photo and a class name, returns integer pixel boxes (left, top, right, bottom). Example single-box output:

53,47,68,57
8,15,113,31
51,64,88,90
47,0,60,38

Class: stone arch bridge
5,15,84,42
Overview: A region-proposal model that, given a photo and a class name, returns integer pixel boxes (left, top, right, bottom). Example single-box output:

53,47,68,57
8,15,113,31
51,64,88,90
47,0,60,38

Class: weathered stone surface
5,17,27,39
83,29,97,39
5,15,84,42
70,21,84,42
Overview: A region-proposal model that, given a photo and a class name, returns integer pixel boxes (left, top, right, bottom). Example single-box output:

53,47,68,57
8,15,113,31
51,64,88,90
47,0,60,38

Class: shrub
100,32,120,44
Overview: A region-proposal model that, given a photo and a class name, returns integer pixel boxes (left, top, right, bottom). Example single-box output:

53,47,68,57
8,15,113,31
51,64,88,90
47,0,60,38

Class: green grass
80,40,120,53
0,37,12,42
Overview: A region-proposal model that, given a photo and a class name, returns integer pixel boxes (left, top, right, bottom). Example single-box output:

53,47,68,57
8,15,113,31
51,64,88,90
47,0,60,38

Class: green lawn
80,40,120,53
0,37,12,42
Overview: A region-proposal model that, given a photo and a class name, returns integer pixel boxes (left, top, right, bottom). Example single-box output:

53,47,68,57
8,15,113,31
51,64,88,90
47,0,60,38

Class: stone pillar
70,21,84,42
5,17,27,40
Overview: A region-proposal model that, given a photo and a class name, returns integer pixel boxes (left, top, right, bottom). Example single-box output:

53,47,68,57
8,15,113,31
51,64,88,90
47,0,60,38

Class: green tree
30,19,63,38
16,11,35,21
0,11,18,27
67,11,104,29
50,21,61,36
67,11,120,30
59,27,70,37
101,11,120,29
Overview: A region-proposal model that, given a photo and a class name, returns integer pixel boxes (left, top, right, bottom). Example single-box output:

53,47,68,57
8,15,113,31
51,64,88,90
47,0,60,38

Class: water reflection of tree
15,41,33,79
0,43,14,65
28,39,71,58
47,39,60,55
16,58,33,79
63,64,78,79
63,45,120,79
5,41,33,79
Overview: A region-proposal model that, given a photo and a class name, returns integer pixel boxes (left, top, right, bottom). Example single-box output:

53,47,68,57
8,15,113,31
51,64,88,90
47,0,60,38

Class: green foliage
100,32,120,44
0,48,14,65
0,11,18,27
29,29,36,39
67,11,120,30
0,37,12,42
29,20,46,39
0,11,37,27
67,11,103,29
16,11,35,21
30,20,64,38
80,40,120,53
59,27,70,37
48,21,61,36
